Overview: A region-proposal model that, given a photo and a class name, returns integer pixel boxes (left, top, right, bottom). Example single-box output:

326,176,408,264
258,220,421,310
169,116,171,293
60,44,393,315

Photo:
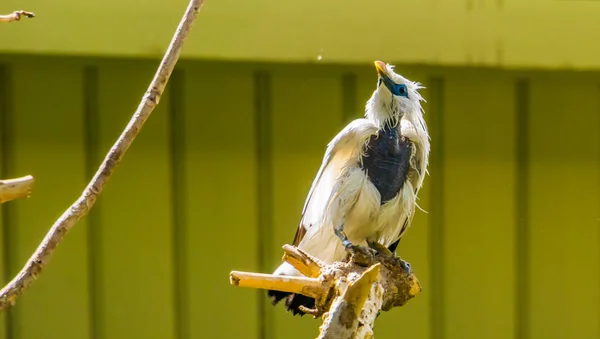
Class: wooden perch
230,244,421,339
0,10,35,23
0,175,34,203
230,272,323,299
0,0,205,311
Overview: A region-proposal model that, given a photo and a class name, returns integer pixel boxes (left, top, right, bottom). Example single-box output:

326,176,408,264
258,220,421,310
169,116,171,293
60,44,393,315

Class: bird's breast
359,127,413,205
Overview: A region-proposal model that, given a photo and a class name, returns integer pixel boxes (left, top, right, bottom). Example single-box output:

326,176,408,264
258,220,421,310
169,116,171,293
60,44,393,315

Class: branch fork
230,244,421,338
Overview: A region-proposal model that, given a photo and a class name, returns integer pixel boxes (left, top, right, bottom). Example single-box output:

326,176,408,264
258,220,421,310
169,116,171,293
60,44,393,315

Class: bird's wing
292,118,378,246
400,118,430,192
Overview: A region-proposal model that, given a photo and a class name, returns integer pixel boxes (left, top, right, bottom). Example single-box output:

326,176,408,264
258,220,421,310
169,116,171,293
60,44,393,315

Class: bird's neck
380,119,401,132
365,108,400,131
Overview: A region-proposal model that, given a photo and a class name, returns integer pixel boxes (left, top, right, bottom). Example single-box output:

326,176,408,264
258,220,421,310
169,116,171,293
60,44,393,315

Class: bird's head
365,60,425,130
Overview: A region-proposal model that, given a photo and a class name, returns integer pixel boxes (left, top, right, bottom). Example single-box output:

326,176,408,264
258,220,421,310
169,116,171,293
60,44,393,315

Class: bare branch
0,0,205,311
282,244,324,278
0,175,34,203
230,244,421,338
0,10,35,23
317,264,381,339
230,271,323,299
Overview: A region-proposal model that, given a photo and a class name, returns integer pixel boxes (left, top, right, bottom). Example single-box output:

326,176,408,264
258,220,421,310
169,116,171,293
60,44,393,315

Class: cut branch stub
229,271,324,300
0,176,35,204
0,11,35,23
281,244,324,278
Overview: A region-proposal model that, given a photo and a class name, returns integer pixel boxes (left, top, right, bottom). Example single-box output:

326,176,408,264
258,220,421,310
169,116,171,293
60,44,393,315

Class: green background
0,0,599,338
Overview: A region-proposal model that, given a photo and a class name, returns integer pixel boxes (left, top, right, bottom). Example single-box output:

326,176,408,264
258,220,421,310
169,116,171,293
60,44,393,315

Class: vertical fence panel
514,78,530,339
7,57,90,339
167,69,188,339
180,62,259,339
442,70,517,339
95,59,175,339
254,69,275,339
83,64,104,339
427,75,446,339
0,63,11,339
528,74,600,339
0,55,599,339
269,65,344,339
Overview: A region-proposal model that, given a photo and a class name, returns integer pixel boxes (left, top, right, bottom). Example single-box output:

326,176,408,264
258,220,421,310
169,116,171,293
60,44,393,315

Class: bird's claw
366,241,412,274
399,258,412,274
343,242,376,267
366,240,395,258
336,226,376,266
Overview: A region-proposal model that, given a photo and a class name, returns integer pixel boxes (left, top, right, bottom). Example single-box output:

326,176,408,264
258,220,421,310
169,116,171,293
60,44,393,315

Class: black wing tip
267,289,288,305
267,290,316,316
292,225,308,247
387,238,400,253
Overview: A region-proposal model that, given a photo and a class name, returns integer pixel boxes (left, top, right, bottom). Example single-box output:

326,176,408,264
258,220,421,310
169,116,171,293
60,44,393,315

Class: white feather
272,62,430,277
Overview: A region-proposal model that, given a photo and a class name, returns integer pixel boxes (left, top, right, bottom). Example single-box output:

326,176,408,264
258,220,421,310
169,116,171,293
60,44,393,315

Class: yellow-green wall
2,0,600,69
0,55,598,339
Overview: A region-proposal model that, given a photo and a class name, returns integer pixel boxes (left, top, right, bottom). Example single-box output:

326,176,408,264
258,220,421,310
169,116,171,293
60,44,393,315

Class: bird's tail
267,262,315,316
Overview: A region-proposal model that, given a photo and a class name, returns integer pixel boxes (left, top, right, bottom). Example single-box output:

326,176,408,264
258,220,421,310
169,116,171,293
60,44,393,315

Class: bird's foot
335,225,375,266
367,240,395,258
343,241,376,267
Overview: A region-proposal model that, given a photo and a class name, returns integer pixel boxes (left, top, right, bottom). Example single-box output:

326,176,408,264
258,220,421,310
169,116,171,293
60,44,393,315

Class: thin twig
0,10,35,23
0,175,34,203
0,0,205,311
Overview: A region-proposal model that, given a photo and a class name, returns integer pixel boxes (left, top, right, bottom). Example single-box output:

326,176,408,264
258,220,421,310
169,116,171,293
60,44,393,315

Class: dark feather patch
267,289,289,305
360,126,413,205
387,238,401,253
267,290,315,316
285,293,315,316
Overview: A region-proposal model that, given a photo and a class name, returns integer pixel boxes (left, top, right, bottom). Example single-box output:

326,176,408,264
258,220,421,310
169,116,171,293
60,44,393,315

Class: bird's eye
393,84,408,98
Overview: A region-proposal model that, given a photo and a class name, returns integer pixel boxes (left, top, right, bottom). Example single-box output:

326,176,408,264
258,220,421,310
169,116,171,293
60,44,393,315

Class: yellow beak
374,60,387,77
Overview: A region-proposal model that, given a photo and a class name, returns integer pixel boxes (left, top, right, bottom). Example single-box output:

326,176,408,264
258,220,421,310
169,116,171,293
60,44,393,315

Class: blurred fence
0,54,598,339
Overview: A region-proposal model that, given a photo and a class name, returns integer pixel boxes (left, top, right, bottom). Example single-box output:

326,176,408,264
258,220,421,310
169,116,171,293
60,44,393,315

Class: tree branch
317,263,381,339
230,272,323,299
0,10,35,23
0,0,205,311
230,245,421,339
0,175,34,203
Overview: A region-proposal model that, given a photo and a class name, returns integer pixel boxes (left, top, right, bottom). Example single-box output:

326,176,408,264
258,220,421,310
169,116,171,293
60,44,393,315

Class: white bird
268,61,430,315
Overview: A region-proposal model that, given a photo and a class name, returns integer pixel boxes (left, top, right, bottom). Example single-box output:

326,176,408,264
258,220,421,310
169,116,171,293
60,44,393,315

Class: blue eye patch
379,75,409,98
392,83,408,97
